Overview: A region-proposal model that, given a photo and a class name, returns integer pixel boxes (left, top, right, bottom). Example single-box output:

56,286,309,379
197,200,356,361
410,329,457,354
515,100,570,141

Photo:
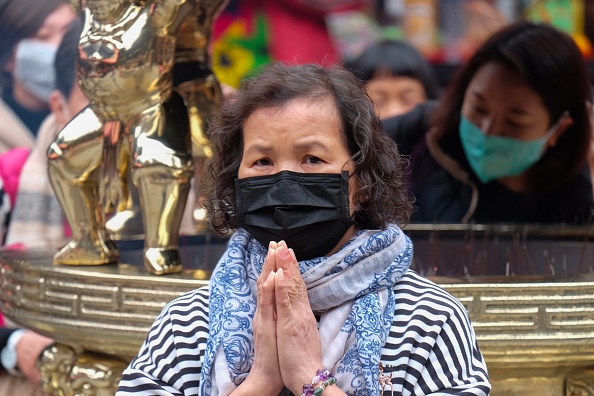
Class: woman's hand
273,241,323,395
236,242,284,396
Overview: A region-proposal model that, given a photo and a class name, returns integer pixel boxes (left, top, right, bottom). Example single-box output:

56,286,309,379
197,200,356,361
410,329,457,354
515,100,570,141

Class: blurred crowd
0,0,594,389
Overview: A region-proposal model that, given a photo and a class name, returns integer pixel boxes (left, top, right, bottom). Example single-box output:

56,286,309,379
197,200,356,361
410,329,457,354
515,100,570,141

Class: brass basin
0,227,593,395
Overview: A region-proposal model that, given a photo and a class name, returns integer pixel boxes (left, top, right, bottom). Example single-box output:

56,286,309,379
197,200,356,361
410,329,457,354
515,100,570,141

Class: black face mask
235,170,355,261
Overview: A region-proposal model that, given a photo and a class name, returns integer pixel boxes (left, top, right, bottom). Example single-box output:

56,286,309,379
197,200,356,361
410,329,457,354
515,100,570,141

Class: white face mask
14,40,58,102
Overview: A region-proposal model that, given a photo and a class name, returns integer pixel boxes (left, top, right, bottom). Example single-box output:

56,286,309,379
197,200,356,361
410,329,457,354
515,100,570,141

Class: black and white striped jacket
117,270,491,396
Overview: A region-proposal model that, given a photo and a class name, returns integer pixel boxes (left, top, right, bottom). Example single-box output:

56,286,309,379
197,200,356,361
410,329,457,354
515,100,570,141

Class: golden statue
48,0,225,275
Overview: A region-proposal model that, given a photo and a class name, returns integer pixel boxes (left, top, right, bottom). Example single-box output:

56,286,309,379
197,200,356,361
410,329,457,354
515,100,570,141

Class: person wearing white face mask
386,22,594,225
0,0,76,153
0,16,86,392
5,17,88,248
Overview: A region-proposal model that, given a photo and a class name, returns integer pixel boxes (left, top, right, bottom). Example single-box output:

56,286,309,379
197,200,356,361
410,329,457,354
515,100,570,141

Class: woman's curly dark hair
202,62,413,236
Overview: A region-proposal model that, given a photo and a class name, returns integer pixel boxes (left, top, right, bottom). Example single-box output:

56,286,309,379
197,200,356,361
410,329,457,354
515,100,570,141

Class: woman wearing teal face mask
400,21,593,224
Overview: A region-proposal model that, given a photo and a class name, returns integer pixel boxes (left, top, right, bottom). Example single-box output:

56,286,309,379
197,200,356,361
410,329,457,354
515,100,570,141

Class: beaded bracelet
314,377,337,396
302,369,335,396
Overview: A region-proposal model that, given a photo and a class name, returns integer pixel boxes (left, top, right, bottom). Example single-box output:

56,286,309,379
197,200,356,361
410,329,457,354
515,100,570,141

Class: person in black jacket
384,22,593,224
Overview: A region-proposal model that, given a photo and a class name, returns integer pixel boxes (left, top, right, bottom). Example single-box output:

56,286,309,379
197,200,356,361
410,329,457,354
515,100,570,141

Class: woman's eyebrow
293,141,330,151
471,91,486,102
243,140,331,155
243,144,272,155
508,107,529,116
472,91,529,115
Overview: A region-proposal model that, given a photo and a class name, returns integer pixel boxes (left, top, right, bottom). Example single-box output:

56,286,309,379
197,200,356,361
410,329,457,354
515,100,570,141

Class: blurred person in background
346,39,440,157
0,168,54,387
0,0,75,152
390,22,593,224
6,17,86,247
0,16,86,392
346,39,439,120
0,326,52,388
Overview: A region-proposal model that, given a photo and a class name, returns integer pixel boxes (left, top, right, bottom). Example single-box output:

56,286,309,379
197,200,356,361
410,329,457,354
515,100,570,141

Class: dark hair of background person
431,21,592,194
55,17,83,98
202,62,413,235
345,39,440,100
0,0,68,85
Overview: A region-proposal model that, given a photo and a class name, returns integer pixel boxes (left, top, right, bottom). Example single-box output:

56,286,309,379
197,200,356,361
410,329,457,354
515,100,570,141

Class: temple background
211,0,594,89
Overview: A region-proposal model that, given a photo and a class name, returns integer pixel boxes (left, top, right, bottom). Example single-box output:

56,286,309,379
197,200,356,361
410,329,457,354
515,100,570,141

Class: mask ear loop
544,111,570,139
342,169,362,222
541,111,571,152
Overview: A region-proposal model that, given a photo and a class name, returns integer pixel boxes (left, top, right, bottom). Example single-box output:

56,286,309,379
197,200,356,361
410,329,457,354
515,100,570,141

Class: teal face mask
459,115,557,183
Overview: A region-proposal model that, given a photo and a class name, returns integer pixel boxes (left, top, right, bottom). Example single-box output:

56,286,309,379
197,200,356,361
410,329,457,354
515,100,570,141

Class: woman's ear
49,90,69,128
547,112,573,148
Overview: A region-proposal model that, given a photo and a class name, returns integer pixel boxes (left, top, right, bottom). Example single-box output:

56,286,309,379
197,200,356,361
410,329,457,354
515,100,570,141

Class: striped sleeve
116,287,210,396
381,271,491,396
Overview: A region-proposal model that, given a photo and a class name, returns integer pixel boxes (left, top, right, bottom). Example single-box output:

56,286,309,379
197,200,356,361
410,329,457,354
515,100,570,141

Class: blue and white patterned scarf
199,224,413,396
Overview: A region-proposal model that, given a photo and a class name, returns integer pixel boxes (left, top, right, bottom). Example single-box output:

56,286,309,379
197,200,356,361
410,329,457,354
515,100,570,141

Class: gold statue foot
144,248,183,275
54,238,119,266
106,209,144,237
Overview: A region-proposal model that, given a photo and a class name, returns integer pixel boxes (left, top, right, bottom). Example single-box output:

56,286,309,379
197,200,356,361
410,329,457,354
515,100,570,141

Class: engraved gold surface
567,367,594,396
442,278,594,395
48,0,223,275
1,247,593,395
444,278,594,366
0,248,209,360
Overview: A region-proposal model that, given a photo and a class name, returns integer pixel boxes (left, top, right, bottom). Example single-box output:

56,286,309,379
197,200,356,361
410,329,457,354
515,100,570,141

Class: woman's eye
255,158,272,166
506,119,530,129
32,29,52,41
305,156,323,164
472,106,487,115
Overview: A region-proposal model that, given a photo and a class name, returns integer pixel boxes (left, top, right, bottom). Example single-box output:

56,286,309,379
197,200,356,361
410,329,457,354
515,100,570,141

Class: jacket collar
425,128,479,223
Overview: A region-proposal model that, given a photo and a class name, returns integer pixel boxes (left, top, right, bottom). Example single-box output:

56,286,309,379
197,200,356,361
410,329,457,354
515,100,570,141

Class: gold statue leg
48,107,119,265
105,191,138,234
105,174,144,237
131,93,193,275
176,74,222,234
